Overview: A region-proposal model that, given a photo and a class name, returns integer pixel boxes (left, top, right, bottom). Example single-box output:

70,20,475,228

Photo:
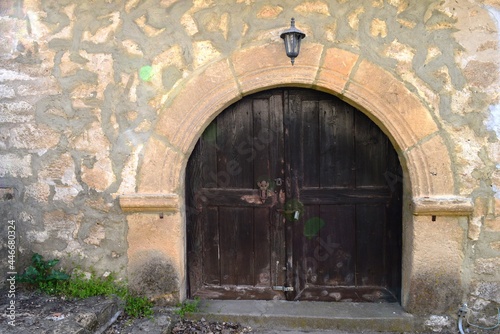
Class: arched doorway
122,47,469,312
186,88,402,302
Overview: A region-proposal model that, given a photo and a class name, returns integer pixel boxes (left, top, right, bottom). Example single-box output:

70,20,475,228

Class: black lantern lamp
280,18,306,65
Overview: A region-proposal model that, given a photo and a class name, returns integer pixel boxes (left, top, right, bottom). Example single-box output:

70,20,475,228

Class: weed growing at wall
58,271,153,319
16,253,70,293
176,297,200,318
16,254,153,318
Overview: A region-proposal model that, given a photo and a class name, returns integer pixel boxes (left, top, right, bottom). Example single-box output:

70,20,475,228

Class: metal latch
272,285,294,292
257,180,270,202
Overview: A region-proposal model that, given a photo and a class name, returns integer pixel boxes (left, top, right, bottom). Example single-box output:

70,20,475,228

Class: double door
186,88,402,302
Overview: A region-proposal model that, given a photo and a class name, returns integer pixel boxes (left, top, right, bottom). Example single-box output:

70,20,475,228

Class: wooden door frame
120,45,473,313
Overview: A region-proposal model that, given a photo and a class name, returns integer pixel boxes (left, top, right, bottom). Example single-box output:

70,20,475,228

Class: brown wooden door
186,88,402,302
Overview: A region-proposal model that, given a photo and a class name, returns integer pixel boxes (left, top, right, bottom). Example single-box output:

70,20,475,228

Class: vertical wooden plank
298,205,321,286
268,90,286,292
186,134,204,297
319,205,356,286
219,206,238,285
319,100,355,187
386,197,402,299
284,89,302,299
287,88,307,296
355,205,386,286
200,122,218,188
252,98,271,187
301,100,320,188
355,112,388,187
269,92,285,182
217,100,254,189
202,206,220,284
286,90,304,194
237,207,255,285
385,147,403,299
186,201,202,296
219,207,255,285
254,207,271,286
290,204,320,299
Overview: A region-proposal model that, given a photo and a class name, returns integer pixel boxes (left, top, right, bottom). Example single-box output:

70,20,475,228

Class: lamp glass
280,18,305,65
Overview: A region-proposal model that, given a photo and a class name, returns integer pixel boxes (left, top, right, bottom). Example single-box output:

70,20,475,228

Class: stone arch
137,43,455,198
121,43,473,311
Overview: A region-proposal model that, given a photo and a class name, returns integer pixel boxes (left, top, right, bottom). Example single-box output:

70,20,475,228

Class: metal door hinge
272,285,294,292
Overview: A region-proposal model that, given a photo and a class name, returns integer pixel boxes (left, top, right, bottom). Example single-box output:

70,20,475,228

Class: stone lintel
119,193,179,213
412,196,473,216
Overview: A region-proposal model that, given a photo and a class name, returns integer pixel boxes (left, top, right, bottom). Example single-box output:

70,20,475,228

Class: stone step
188,300,414,333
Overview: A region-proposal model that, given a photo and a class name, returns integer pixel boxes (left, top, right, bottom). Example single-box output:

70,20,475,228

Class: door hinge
272,285,294,292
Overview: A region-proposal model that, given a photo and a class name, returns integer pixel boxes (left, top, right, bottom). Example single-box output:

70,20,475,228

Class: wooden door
186,88,402,302
284,89,402,302
186,90,287,300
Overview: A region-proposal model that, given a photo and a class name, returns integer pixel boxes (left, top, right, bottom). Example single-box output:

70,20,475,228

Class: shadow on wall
128,250,179,306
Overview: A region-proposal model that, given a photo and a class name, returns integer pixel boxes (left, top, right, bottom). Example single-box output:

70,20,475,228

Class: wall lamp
280,18,306,65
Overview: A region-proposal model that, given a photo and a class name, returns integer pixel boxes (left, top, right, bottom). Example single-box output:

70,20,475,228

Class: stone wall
0,0,499,330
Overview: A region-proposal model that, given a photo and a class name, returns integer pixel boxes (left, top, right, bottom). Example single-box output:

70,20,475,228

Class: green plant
176,297,200,318
59,270,118,298
59,271,153,318
17,254,153,319
16,253,69,293
124,294,154,318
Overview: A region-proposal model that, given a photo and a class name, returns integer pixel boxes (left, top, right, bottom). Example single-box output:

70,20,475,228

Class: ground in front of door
2,288,482,333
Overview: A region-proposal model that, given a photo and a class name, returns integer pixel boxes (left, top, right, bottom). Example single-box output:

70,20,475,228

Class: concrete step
188,300,414,333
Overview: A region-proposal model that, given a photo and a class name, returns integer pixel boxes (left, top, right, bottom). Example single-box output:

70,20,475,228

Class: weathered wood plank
302,100,320,187
355,112,388,187
355,205,386,286
254,207,271,287
319,100,355,187
217,100,253,188
219,207,239,285
319,205,356,286
203,206,220,285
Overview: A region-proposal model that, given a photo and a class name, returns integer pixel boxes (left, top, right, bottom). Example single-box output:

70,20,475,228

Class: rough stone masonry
0,0,499,332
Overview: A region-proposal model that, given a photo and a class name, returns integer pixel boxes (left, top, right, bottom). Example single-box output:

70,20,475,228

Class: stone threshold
187,300,414,332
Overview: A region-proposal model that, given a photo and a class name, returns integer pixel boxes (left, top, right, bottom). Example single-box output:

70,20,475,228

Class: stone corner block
412,196,473,216
119,193,179,213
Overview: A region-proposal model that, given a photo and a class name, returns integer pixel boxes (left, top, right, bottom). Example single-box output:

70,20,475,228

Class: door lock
277,209,300,221
278,198,304,221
